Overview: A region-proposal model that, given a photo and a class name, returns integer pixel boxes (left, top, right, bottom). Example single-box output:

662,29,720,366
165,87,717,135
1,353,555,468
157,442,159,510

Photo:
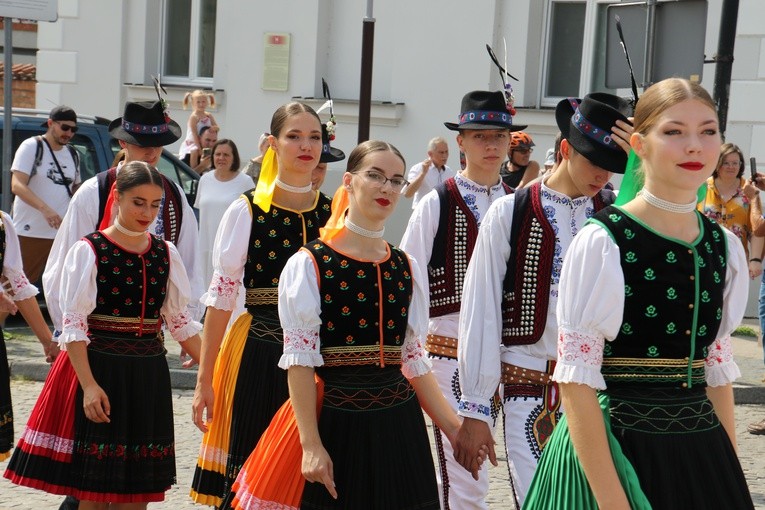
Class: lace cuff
166,311,202,342
278,352,324,370
553,327,607,389
457,396,493,425
704,336,741,387
201,271,240,311
277,327,323,369
58,312,90,348
5,268,37,301
401,355,432,380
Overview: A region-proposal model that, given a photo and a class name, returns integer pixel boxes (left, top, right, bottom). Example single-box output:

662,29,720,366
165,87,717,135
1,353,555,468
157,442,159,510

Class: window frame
539,0,618,107
159,0,216,87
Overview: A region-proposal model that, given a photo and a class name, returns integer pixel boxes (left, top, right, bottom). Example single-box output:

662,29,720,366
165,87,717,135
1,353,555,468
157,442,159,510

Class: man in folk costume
453,93,634,506
44,99,203,341
399,90,522,509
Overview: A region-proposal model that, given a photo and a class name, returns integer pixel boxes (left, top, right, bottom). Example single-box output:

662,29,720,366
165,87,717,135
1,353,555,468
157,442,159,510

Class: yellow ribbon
252,146,277,213
319,185,349,242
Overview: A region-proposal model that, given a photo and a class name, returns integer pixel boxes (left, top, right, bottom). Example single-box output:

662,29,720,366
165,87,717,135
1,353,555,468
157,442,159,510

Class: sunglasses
55,122,79,133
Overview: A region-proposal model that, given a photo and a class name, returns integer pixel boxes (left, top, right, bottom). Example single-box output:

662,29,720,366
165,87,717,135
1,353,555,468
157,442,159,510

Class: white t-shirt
194,170,254,290
11,136,80,239
406,162,456,210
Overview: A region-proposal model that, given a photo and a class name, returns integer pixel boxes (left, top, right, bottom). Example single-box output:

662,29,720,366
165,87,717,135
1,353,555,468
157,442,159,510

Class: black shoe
747,419,765,435
59,495,79,510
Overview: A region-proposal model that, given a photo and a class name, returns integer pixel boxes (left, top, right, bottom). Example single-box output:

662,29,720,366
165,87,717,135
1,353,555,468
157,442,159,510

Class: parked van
0,108,199,206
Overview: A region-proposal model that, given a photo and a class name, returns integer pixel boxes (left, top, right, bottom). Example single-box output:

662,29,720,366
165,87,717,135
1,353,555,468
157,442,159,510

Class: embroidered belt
88,335,165,356
500,361,556,386
245,287,278,306
425,334,458,359
88,314,162,336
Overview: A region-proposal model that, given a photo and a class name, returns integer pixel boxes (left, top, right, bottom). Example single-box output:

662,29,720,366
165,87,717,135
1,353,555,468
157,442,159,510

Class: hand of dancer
0,291,17,314
302,443,338,500
82,383,111,423
192,381,214,432
43,340,60,364
454,417,497,481
611,118,634,155
180,348,198,368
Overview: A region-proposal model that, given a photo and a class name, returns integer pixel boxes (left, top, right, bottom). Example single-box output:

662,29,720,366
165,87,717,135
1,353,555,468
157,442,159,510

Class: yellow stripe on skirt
190,311,252,507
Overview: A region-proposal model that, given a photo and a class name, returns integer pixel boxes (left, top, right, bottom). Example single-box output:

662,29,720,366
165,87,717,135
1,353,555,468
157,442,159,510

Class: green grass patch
734,325,759,338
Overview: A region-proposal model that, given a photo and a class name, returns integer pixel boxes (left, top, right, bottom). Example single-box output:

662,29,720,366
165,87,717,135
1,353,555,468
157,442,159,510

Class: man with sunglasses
9,105,81,291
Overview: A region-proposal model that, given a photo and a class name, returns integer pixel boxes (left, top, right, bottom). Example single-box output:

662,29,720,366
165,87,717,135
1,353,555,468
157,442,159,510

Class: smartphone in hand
751,157,758,182
202,147,212,158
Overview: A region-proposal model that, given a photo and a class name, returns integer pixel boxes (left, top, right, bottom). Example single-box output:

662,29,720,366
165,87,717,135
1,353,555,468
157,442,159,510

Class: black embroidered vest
84,232,169,338
243,190,331,311
501,183,614,346
593,207,727,389
428,178,512,317
305,240,412,367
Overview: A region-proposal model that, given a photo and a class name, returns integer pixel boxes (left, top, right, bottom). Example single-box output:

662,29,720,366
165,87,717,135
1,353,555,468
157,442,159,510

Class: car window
69,134,100,182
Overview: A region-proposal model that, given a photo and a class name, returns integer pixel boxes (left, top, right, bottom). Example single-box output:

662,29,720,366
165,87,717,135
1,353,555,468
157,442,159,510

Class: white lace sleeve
553,223,625,389
0,211,38,301
705,228,747,386
277,250,323,369
58,241,98,348
400,254,432,379
160,242,203,342
202,198,251,310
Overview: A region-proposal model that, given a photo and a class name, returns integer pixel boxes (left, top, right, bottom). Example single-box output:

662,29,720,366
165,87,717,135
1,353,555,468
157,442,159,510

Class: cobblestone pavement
2,318,765,508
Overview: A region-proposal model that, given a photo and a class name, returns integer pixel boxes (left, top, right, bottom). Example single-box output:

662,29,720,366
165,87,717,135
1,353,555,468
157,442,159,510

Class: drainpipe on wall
712,0,739,137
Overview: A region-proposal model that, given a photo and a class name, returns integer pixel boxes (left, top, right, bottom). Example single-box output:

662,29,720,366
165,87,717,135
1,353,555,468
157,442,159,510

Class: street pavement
2,319,765,509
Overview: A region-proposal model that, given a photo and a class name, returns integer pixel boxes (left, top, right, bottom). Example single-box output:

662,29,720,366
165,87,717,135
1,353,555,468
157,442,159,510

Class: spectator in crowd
404,137,455,209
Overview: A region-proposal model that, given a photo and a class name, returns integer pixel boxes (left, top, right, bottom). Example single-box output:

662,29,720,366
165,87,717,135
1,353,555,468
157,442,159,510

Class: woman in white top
4,162,202,508
194,138,254,290
523,79,754,509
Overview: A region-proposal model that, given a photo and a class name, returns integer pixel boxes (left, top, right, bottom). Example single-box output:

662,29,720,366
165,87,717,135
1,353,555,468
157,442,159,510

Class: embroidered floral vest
84,232,169,338
243,190,331,310
305,240,412,367
593,207,727,389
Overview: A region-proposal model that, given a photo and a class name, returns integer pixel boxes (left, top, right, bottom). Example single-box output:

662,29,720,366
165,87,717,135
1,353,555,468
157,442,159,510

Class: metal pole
357,0,375,143
643,0,657,87
3,18,13,213
713,0,739,136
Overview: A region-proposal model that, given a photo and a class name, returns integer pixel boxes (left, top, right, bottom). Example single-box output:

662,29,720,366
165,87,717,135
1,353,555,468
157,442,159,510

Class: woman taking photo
194,138,254,290
524,78,754,509
699,142,763,274
191,102,332,506
4,162,202,508
225,140,474,510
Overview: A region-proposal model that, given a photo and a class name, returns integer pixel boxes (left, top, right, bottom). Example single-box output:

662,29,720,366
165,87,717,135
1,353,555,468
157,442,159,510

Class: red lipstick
678,162,704,171
376,198,391,206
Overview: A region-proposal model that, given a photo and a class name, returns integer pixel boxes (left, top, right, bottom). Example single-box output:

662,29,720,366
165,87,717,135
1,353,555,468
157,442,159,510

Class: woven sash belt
425,334,458,359
500,361,556,386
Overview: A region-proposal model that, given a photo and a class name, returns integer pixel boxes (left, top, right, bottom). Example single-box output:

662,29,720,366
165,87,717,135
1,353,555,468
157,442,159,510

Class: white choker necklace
113,218,148,237
345,219,385,238
639,189,697,214
275,178,312,194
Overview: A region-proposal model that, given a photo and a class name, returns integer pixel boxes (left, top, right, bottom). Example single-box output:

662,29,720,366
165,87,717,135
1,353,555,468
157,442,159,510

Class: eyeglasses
721,160,742,167
357,170,409,192
55,122,78,133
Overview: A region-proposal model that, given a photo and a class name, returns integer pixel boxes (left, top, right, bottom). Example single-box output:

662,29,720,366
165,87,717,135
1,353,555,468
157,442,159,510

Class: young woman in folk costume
523,78,754,509
4,162,202,509
223,140,489,510
190,102,333,506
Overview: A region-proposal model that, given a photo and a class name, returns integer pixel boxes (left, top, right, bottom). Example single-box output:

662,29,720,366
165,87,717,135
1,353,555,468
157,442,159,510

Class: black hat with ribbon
444,90,526,132
320,123,345,163
555,92,632,174
109,100,182,147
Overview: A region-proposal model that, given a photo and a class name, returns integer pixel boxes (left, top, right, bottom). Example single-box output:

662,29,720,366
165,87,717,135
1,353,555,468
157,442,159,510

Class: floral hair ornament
319,184,350,242
486,41,519,116
317,78,337,141
152,75,171,123
252,146,278,213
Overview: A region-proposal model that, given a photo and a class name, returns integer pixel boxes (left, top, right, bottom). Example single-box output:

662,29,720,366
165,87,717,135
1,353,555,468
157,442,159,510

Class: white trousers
429,355,499,510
